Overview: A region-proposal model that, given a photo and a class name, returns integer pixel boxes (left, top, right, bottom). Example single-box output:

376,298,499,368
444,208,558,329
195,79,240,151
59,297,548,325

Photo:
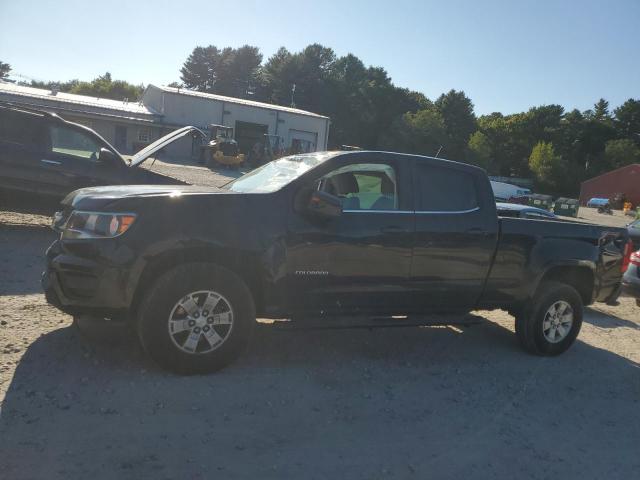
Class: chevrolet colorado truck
42,151,632,373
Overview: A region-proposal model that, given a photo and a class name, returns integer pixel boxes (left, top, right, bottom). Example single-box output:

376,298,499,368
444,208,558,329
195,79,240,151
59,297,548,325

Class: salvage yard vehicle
0,103,202,203
490,180,530,202
496,202,558,220
627,219,640,250
42,151,632,373
201,124,244,168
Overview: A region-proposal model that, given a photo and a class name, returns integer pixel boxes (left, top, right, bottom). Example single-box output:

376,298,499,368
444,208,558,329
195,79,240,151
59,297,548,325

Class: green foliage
380,105,446,155
180,45,219,92
434,90,477,160
18,73,142,101
467,131,492,169
180,44,262,97
614,99,640,143
529,141,566,192
259,43,336,113
604,138,640,169
593,98,610,120
0,61,11,80
19,78,80,92
69,72,143,101
256,45,424,149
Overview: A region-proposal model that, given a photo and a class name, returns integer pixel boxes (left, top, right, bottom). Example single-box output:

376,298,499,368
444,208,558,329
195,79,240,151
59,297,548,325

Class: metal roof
581,163,640,185
152,84,329,119
0,81,157,118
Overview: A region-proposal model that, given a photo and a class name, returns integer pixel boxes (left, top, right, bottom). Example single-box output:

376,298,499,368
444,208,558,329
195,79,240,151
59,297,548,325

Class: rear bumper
621,281,640,297
621,275,640,299
620,263,640,306
42,239,133,317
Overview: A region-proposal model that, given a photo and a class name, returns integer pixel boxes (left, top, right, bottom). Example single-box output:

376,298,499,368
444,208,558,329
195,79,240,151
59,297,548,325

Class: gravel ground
140,157,246,188
0,177,639,479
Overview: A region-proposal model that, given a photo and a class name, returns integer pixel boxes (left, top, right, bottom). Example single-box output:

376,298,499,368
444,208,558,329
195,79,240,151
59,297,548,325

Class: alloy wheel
167,290,234,354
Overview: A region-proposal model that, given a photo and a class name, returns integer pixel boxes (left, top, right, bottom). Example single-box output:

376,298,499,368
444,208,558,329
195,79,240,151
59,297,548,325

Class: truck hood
129,126,206,167
62,184,229,210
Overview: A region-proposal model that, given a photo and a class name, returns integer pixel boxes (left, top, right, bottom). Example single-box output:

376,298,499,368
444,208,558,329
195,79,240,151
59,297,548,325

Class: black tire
515,281,583,355
137,263,255,374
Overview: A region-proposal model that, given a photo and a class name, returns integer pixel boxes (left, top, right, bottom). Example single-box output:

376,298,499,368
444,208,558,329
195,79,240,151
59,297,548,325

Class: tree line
3,48,640,196
177,44,640,196
11,71,144,104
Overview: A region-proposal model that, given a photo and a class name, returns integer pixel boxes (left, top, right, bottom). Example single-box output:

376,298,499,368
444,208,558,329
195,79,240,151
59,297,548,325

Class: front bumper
42,239,135,316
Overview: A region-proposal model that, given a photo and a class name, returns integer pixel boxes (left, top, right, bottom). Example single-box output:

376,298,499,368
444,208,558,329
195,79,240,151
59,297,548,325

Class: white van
490,181,531,201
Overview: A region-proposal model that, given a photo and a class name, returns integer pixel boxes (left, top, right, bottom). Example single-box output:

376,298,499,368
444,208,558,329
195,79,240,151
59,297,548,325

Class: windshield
225,152,337,193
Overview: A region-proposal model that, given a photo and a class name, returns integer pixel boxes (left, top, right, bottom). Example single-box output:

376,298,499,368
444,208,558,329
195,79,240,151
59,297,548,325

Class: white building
0,82,330,159
142,85,330,157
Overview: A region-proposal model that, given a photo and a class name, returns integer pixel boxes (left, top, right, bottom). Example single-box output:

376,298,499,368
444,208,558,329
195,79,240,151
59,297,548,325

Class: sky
0,0,638,115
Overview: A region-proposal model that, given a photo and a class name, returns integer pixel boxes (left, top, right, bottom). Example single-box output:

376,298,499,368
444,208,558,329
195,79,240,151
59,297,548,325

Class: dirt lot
1,185,639,479
139,157,246,188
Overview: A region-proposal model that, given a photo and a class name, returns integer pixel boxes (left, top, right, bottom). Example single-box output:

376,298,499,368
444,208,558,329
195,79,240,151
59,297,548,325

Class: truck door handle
41,159,62,166
380,226,407,234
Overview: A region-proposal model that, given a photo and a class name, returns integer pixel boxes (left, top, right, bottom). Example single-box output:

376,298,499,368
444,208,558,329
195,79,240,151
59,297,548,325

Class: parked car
587,197,610,208
622,249,640,307
42,151,632,373
496,202,558,220
627,219,640,250
0,103,202,203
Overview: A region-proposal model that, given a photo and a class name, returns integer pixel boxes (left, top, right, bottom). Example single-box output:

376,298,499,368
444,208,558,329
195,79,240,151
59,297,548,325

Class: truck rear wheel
515,281,583,355
137,263,255,374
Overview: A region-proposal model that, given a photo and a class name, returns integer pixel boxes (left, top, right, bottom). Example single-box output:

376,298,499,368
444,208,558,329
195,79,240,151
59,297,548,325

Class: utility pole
290,83,296,108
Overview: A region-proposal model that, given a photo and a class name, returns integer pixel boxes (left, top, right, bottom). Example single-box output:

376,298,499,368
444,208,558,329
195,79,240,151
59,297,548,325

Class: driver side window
318,163,399,211
50,126,100,160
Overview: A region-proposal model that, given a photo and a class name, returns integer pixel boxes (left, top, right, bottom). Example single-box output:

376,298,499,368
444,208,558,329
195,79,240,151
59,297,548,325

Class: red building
579,164,640,208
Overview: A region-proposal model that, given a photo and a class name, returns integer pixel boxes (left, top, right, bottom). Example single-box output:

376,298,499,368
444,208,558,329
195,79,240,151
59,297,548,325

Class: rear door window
414,163,478,212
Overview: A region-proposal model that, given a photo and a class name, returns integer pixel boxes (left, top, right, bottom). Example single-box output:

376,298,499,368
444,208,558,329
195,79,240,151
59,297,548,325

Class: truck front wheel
515,281,583,355
137,263,255,374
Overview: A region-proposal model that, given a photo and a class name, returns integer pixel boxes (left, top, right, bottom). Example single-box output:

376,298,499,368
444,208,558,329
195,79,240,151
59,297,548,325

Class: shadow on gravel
585,306,640,330
0,224,55,295
1,317,639,480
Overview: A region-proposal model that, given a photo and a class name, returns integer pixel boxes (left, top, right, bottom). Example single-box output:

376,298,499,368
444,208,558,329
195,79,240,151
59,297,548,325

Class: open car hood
129,126,206,167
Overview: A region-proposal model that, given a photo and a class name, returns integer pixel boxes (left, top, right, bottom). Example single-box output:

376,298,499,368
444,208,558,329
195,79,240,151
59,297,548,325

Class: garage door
289,129,318,153
235,121,268,154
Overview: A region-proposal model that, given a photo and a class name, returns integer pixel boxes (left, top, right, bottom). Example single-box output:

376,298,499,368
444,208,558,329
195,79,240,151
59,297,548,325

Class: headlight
62,211,137,239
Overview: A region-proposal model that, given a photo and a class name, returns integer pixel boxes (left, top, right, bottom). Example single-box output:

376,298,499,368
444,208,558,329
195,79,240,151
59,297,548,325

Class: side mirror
307,190,342,219
97,148,117,165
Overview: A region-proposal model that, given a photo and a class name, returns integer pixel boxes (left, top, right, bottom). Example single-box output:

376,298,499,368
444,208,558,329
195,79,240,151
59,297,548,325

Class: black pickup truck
42,151,631,373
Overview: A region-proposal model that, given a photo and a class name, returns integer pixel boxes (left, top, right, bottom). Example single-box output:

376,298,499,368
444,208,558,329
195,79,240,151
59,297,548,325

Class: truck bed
480,217,627,309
